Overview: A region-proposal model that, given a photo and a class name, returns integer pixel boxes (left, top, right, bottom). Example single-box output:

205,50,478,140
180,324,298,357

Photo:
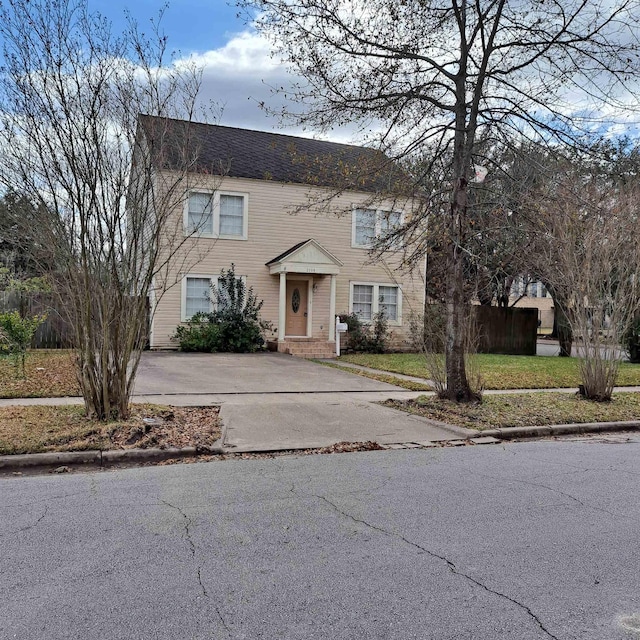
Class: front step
269,339,337,359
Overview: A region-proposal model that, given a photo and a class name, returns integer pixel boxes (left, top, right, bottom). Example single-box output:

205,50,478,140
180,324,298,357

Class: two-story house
138,115,425,357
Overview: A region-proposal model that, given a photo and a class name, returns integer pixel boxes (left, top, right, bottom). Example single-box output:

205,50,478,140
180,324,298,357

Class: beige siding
511,296,555,329
151,176,426,349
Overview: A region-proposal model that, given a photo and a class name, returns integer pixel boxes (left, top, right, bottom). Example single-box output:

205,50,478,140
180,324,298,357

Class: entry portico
266,239,343,351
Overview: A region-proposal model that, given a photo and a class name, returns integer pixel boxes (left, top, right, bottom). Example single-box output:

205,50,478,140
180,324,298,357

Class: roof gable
267,239,343,275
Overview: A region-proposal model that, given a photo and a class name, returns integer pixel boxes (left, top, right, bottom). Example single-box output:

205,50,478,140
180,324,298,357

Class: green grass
383,392,640,430
339,353,640,390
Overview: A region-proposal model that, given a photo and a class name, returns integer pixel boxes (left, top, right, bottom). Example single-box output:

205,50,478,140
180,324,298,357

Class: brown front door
285,280,308,336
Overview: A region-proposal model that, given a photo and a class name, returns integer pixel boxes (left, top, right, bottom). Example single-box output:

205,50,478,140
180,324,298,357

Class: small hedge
338,311,389,353
172,265,271,353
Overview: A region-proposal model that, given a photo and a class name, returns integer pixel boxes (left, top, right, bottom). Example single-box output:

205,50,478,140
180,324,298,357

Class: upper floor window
187,193,213,235
352,208,402,248
185,190,248,239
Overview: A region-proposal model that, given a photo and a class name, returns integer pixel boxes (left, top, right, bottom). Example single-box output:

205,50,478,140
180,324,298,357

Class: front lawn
0,350,80,398
339,353,640,390
0,404,221,455
384,392,640,430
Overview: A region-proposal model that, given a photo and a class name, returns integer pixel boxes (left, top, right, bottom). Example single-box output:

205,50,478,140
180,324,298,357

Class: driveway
134,351,400,395
134,352,472,450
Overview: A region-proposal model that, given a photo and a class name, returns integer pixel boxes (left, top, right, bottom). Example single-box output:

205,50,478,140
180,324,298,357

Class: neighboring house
509,277,554,329
138,116,425,357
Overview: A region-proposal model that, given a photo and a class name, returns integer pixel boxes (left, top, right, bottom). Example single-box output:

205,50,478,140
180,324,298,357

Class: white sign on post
335,316,348,356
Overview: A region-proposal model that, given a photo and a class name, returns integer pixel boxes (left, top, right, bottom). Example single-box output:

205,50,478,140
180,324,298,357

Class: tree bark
555,302,573,357
443,176,479,402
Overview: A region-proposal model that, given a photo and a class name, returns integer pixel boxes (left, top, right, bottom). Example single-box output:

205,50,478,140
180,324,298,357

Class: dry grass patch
0,404,221,455
0,350,80,398
383,392,640,430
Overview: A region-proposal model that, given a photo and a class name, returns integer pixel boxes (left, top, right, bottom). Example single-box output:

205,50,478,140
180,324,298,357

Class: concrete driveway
133,352,472,450
134,351,400,395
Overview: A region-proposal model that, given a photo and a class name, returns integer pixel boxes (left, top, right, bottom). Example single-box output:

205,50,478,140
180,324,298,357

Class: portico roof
266,238,343,275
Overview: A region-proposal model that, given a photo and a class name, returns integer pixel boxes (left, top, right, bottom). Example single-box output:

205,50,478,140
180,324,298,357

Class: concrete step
272,339,336,359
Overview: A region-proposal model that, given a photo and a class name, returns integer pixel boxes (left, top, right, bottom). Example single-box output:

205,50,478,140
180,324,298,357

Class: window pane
355,209,376,246
219,194,245,237
353,284,373,320
188,193,213,234
185,277,211,317
379,286,398,320
380,211,401,235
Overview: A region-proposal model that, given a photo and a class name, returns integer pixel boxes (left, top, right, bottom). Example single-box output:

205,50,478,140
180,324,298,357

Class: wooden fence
0,291,73,349
472,305,537,356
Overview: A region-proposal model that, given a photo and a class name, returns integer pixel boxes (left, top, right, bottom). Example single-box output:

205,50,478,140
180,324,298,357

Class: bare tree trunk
557,309,573,358
443,176,478,402
551,293,573,357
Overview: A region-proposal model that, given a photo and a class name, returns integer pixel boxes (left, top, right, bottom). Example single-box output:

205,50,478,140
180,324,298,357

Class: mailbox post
335,316,348,356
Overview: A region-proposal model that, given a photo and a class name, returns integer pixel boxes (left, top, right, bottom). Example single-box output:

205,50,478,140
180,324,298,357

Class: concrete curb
479,420,640,440
0,444,225,471
2,421,639,471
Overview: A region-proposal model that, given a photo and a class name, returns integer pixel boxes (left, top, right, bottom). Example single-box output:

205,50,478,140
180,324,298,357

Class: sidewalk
1,358,639,471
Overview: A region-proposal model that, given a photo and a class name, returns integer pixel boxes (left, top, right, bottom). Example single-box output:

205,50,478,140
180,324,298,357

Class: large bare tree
242,0,640,402
523,143,640,400
0,0,217,418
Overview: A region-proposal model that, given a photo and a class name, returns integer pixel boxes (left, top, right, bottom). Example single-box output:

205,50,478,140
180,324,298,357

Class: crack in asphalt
20,504,49,532
0,504,49,538
470,470,632,522
515,449,640,480
160,500,231,637
0,491,87,509
313,493,560,640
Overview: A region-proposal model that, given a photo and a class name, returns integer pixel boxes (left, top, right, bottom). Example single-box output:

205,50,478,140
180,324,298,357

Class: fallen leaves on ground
383,392,640,430
151,441,385,466
0,350,80,398
0,404,221,455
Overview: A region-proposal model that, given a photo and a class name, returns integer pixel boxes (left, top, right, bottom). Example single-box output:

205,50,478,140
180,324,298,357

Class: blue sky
87,0,245,53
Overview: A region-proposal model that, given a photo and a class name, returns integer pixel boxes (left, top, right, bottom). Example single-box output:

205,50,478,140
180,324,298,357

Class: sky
88,0,242,52
86,0,341,140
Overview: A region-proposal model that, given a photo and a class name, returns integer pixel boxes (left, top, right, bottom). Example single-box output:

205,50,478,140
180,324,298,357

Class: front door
285,280,308,336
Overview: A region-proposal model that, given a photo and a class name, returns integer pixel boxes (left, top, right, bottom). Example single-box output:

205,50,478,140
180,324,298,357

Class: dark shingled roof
265,239,311,266
138,115,404,193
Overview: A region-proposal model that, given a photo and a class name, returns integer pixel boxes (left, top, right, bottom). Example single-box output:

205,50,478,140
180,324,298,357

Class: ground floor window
350,282,402,324
182,272,247,321
184,276,213,320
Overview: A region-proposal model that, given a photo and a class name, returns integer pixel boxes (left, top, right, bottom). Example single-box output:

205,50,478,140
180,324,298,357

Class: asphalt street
2,437,640,640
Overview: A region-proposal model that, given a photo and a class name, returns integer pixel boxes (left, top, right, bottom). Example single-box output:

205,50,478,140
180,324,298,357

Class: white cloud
175,30,364,143
188,31,282,76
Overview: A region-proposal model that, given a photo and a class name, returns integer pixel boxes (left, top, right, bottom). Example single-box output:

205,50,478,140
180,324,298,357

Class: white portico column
278,272,287,342
329,274,337,342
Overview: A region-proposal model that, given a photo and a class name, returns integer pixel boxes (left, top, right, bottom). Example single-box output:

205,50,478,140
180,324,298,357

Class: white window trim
181,274,215,322
184,190,249,240
351,207,404,249
181,273,247,321
349,281,403,326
